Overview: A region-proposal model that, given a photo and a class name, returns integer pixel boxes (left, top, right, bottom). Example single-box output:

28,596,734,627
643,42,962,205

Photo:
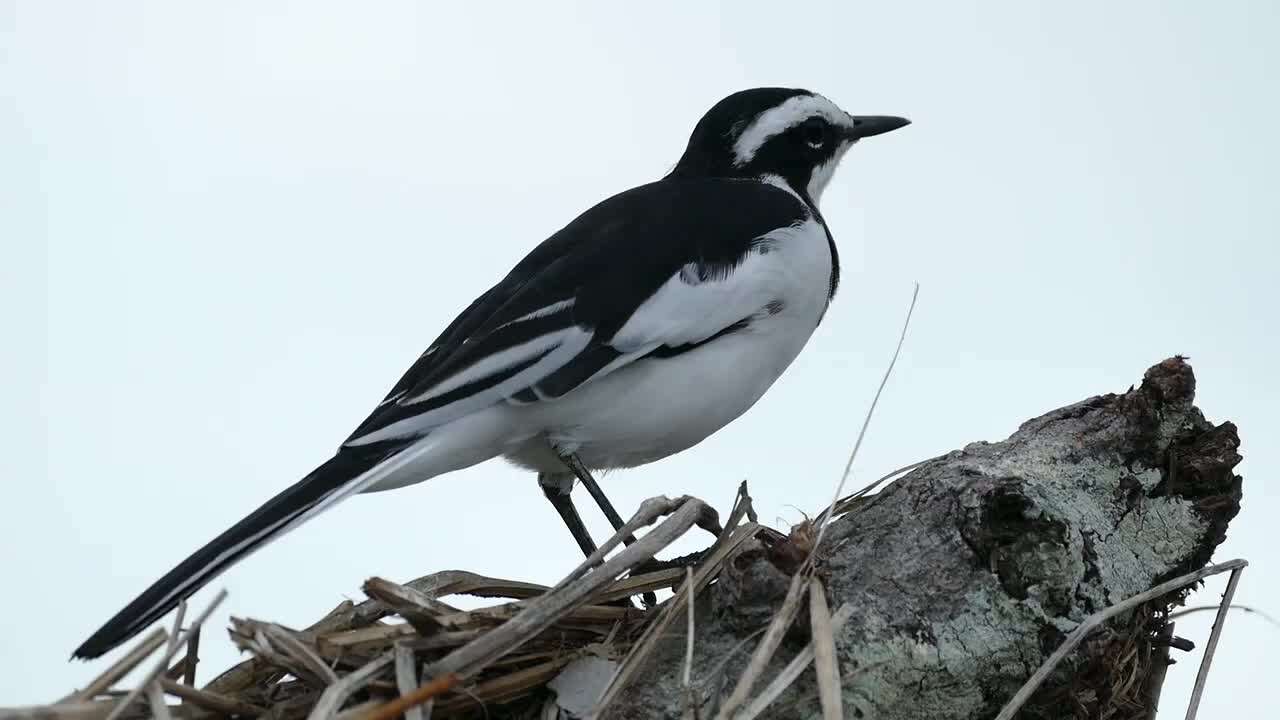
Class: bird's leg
538,472,600,557
555,451,632,541
552,451,657,607
539,471,653,608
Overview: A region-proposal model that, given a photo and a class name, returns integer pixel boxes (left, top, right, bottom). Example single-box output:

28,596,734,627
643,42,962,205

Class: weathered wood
599,358,1243,720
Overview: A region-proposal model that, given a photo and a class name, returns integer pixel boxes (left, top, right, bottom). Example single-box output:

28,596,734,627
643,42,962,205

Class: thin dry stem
393,643,426,720
713,569,811,720
819,455,943,523
807,578,842,720
165,602,187,656
264,623,340,685
813,282,919,554
994,559,1248,720
181,626,200,686
144,683,172,720
1184,566,1245,720
681,567,698,720
593,568,685,604
735,604,855,720
424,497,711,680
1169,603,1280,630
104,589,227,720
361,672,459,720
307,651,395,720
364,578,454,635
157,678,265,717
65,628,167,703
594,522,762,715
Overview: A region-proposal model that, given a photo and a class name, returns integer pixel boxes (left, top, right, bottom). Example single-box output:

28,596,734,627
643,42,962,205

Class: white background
4,2,1276,717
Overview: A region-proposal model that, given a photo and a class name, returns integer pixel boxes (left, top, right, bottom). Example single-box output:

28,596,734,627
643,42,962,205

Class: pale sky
5,1,1277,717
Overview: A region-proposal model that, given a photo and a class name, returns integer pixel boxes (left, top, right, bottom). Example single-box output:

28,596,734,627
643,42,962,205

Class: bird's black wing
343,177,813,446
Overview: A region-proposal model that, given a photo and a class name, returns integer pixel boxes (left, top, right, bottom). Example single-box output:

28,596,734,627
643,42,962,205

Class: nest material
24,492,776,720
17,495,1225,720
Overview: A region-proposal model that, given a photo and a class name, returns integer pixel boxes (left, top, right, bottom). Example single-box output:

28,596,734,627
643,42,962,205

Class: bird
72,87,909,660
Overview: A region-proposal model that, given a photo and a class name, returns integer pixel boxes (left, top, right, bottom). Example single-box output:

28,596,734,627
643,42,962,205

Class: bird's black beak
845,116,911,140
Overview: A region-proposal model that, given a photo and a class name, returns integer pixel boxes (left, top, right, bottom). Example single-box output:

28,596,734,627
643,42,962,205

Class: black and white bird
73,87,909,660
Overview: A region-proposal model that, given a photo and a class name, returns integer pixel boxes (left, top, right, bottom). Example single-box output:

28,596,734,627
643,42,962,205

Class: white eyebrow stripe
732,94,850,166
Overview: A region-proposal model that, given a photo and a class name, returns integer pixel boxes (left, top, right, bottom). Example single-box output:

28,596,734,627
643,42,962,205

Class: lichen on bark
598,358,1242,720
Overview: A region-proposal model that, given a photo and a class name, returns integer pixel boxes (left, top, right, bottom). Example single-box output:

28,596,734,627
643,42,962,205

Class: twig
713,570,811,720
399,571,544,604
202,601,357,697
424,497,714,680
105,589,228,720
734,604,855,720
307,651,396,720
0,700,195,720
819,455,943,523
394,643,427,720
158,677,266,717
1184,565,1245,720
334,700,382,720
231,619,338,686
262,623,340,685
182,626,200,686
560,496,720,590
65,628,167,702
813,282,919,554
163,655,190,681
145,682,173,720
364,578,453,635
594,523,762,715
681,567,698,720
807,578,841,720
166,601,188,655
1145,623,1174,720
432,657,572,714
717,483,755,544
594,568,685,603
994,559,1248,720
361,673,459,720
1169,603,1280,630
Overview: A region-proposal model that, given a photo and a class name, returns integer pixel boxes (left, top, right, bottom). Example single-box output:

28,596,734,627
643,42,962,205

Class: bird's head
670,87,909,206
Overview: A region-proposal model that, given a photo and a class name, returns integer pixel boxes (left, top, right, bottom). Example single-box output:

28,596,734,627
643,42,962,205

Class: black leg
545,453,655,604
556,451,630,539
539,472,599,557
552,451,657,608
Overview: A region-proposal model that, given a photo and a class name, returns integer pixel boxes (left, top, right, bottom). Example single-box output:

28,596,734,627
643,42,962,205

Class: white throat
806,140,853,203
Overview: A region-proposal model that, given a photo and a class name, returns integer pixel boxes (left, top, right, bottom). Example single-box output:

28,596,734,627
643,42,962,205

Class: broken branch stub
601,358,1242,720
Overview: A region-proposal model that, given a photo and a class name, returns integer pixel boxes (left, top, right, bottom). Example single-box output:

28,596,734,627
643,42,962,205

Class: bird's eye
800,118,827,149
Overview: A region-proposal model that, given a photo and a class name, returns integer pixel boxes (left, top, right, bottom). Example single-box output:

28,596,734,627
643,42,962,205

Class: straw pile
18,489,803,720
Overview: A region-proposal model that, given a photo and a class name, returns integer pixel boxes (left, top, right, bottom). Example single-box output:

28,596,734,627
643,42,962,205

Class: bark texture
595,357,1242,719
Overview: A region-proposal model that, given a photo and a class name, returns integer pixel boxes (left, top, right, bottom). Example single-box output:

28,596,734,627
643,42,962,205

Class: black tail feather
72,440,410,660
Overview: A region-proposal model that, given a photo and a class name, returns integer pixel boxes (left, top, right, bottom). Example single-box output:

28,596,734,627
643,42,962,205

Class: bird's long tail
72,438,416,660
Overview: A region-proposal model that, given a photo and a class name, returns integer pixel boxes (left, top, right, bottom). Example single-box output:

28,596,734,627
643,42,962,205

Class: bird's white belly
502,218,834,472
505,321,812,470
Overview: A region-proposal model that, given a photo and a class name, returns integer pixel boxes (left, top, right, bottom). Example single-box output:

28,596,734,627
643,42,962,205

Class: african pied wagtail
74,87,909,659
